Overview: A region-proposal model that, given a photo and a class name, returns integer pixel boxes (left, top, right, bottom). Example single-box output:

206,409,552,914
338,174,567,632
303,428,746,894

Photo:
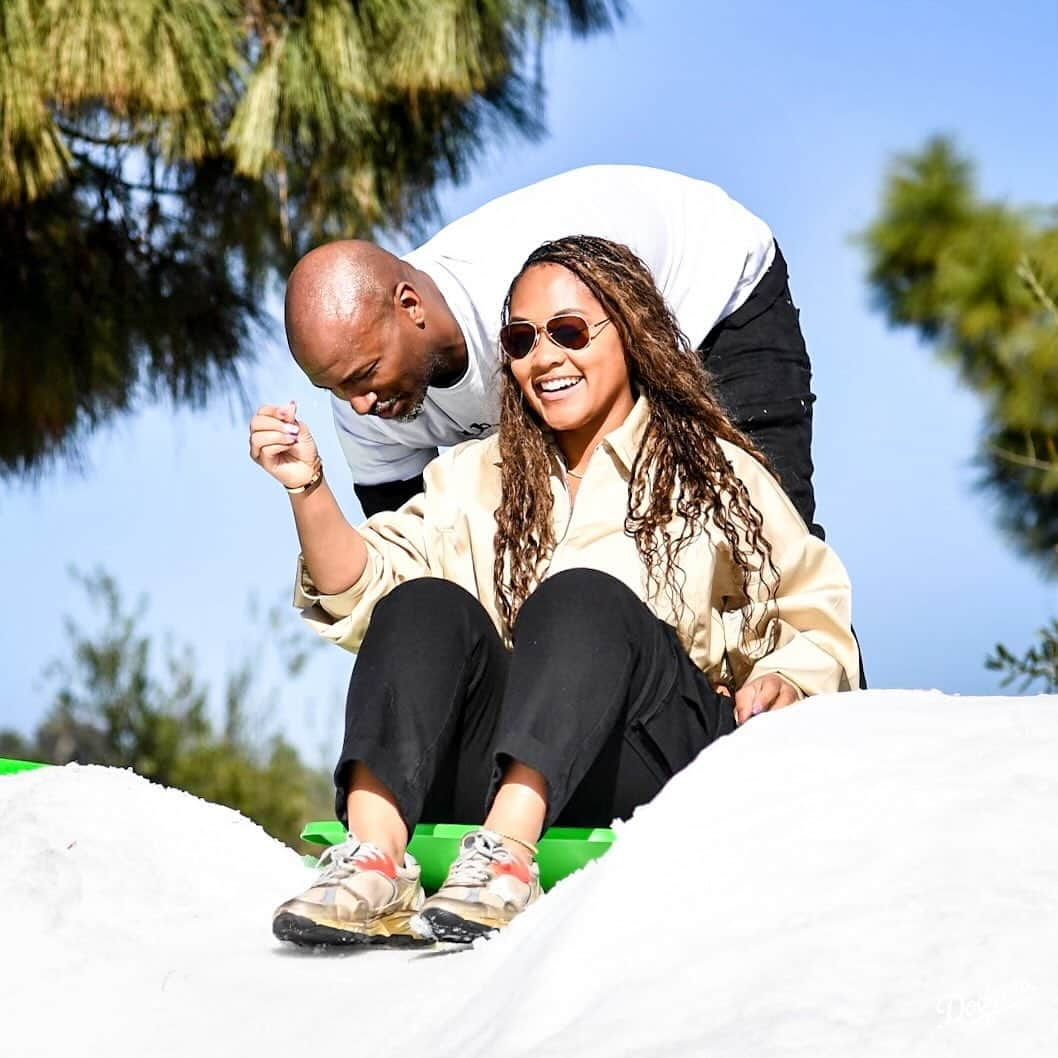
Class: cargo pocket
627,655,727,787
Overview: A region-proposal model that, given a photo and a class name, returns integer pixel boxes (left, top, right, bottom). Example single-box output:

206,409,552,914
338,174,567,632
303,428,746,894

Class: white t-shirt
333,164,775,486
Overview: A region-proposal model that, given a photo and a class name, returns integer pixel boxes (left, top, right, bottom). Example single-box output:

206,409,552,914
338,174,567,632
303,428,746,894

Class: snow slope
3,689,1056,1057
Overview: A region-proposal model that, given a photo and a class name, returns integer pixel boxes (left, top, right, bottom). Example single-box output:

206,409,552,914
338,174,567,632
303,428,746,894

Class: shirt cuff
293,553,373,619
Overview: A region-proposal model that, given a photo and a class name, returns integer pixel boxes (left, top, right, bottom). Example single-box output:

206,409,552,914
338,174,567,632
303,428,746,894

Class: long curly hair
493,235,780,657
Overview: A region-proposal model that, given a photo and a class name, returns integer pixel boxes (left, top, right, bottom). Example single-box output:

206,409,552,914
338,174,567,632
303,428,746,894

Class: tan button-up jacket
295,398,859,697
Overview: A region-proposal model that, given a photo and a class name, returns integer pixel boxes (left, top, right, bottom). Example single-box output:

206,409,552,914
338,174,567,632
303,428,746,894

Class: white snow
3,689,1057,1057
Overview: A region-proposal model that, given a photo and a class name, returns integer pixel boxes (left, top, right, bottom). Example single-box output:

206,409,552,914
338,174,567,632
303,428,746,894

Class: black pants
698,245,821,537
334,570,735,835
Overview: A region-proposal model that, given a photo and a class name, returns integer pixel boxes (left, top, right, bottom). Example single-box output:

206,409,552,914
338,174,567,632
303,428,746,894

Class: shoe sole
273,911,433,948
417,907,502,944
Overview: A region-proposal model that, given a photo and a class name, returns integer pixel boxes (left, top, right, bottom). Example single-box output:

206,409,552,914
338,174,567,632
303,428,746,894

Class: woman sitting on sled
250,235,859,946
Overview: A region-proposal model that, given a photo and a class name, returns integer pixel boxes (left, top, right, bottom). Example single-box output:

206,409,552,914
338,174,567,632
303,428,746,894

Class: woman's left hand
732,674,800,726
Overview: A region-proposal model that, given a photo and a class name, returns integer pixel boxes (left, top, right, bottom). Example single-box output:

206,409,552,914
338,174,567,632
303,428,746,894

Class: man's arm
354,475,426,517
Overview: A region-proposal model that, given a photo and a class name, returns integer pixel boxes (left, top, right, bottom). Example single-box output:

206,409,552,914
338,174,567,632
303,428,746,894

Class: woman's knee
514,569,642,637
369,577,489,644
375,576,476,618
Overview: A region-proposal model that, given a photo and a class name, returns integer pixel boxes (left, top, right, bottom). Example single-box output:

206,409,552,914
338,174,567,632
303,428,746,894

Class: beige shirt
295,398,860,697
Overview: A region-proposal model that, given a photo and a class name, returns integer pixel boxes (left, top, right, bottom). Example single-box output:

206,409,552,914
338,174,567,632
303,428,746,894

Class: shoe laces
315,836,386,881
446,830,514,887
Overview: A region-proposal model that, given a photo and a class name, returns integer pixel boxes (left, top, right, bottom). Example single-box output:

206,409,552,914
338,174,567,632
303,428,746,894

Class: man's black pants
334,570,735,834
698,244,821,537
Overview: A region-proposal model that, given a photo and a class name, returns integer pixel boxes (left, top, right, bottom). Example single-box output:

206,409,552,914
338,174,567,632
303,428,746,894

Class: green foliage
3,568,333,850
0,0,624,477
0,729,35,760
987,620,1058,694
861,136,1058,575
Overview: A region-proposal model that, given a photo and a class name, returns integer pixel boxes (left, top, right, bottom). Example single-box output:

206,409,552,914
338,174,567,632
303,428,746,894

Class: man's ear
395,281,425,327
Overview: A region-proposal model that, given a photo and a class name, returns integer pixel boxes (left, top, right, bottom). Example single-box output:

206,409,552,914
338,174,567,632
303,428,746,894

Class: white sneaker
414,829,541,943
272,835,427,947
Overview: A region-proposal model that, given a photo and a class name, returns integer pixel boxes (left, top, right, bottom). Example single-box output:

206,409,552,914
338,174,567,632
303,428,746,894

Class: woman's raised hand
249,401,320,490
251,400,368,594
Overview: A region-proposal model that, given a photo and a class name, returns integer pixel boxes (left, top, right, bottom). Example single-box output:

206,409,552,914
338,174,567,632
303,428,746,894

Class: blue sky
4,0,1056,763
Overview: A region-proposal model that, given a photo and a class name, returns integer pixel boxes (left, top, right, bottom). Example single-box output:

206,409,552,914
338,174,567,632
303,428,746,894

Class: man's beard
391,346,451,422
393,395,426,423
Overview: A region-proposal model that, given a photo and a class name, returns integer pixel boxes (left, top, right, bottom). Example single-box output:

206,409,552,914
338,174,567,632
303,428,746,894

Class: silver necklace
566,469,585,479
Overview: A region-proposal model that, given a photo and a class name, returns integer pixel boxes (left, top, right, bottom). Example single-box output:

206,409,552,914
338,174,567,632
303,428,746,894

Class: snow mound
4,690,1057,1057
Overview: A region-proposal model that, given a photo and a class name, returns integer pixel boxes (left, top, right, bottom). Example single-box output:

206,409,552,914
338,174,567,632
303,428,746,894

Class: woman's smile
535,374,585,400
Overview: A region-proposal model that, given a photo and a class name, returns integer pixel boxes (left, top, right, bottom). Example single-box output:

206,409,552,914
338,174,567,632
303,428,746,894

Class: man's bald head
282,239,465,422
284,240,406,369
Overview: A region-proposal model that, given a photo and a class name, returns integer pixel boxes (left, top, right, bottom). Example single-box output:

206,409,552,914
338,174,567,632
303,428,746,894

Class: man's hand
249,401,321,490
718,674,800,726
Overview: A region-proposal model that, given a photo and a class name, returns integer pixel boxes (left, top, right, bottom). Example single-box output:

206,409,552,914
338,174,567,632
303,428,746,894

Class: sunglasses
499,312,612,360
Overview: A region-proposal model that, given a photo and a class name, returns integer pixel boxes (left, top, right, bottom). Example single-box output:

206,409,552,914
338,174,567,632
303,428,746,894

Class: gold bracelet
285,458,323,495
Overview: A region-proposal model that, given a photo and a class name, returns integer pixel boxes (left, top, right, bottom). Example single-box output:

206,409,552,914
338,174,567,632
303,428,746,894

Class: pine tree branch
990,443,1058,473
55,122,139,149
276,157,290,249
66,147,189,198
1017,255,1058,325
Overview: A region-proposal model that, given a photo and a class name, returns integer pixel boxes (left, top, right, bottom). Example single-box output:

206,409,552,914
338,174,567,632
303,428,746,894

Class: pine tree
0,0,624,476
987,620,1058,694
861,137,1058,575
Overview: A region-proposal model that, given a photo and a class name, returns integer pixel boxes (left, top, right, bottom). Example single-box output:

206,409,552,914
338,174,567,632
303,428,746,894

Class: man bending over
284,164,823,537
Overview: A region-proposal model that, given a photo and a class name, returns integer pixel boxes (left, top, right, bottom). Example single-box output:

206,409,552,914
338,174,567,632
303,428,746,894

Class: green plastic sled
0,757,46,776
301,820,615,892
